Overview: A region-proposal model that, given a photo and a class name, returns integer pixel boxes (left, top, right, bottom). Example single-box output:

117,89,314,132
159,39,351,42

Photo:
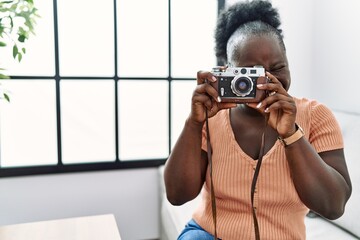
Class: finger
197,71,217,85
195,82,221,103
268,90,277,96
257,84,287,98
257,74,288,96
255,94,293,111
266,71,279,84
247,102,260,109
265,71,290,94
192,93,214,110
264,99,296,114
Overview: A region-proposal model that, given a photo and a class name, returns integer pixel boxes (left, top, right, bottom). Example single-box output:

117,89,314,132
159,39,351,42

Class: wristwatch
278,124,304,147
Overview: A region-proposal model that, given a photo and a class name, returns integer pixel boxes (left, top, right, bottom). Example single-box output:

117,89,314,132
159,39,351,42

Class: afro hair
215,0,283,63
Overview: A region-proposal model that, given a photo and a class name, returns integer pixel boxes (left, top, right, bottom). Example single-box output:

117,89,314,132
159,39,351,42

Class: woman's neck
233,104,264,120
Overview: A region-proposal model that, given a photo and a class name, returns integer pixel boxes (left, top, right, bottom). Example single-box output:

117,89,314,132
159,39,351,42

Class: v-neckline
224,108,280,162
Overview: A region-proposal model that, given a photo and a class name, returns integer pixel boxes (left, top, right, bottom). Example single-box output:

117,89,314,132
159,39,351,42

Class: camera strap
250,114,268,240
205,110,269,240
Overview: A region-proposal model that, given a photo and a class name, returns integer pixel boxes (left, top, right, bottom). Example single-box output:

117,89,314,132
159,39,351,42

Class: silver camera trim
211,66,265,98
231,76,254,97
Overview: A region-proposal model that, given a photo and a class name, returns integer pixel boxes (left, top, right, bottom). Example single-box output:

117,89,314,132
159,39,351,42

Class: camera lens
231,76,253,96
238,80,248,91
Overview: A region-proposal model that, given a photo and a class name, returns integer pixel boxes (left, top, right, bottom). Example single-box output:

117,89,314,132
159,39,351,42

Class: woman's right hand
165,70,236,205
189,71,237,124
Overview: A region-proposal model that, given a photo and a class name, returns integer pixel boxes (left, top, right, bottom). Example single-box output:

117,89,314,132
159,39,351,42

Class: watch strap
278,124,304,147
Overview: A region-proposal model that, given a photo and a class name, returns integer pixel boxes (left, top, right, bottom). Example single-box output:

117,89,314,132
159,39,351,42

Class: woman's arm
164,71,236,205
284,141,351,219
164,119,208,205
252,71,352,219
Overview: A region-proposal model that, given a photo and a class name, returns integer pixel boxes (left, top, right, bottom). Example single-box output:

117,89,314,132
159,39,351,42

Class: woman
164,0,352,239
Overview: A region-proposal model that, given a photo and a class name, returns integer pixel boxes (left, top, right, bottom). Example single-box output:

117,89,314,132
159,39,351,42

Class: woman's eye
271,66,285,72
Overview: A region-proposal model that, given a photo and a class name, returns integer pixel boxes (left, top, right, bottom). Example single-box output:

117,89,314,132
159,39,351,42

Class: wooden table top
0,214,122,240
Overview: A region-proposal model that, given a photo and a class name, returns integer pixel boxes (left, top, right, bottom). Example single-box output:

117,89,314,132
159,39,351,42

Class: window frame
0,0,225,178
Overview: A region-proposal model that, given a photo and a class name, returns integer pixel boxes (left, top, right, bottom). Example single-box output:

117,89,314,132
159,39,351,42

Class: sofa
159,110,360,239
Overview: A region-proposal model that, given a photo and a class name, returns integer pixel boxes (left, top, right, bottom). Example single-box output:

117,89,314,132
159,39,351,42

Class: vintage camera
211,66,267,103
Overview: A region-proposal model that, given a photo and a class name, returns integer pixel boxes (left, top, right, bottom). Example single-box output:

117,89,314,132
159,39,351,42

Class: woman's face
228,34,291,91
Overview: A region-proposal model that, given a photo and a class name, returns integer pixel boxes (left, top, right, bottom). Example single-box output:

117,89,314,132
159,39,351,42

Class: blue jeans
178,219,220,240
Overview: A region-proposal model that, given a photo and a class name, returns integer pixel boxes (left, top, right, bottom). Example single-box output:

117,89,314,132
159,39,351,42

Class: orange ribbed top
192,97,344,240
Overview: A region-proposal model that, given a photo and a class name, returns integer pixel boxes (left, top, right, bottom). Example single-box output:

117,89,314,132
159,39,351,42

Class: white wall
271,0,314,99
0,168,160,240
227,0,360,114
311,0,360,113
274,0,360,114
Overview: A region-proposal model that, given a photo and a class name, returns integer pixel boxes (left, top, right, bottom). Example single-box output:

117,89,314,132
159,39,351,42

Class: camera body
211,66,267,103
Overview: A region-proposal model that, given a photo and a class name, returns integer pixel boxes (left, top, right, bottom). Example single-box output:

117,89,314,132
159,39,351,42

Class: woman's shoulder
293,98,343,151
294,96,318,107
294,97,338,129
294,96,340,135
293,97,332,114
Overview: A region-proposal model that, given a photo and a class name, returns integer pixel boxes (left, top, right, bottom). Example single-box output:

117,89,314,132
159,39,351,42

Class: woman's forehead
228,34,285,65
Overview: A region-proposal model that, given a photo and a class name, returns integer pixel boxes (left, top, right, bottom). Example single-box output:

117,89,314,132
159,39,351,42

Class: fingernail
256,102,262,108
212,76,217,82
217,96,221,102
257,84,264,88
265,107,270,113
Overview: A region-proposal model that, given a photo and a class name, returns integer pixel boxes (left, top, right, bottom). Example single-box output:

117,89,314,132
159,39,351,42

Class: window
0,0,220,177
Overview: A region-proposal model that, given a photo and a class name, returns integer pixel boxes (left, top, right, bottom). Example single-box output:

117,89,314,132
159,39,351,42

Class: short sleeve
309,102,344,153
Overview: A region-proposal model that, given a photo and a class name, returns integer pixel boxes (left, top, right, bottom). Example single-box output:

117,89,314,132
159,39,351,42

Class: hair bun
215,0,282,62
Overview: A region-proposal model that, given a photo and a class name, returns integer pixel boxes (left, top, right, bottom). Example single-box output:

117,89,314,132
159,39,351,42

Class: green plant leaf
1,0,40,68
3,93,10,102
17,52,22,62
10,15,13,28
12,44,18,58
0,73,9,79
18,34,26,42
0,25,4,37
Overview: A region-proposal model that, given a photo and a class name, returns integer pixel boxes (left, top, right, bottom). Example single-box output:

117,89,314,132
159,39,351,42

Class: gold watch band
278,124,304,147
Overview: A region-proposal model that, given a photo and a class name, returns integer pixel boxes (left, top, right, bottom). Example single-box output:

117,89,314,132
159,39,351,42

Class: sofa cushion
331,111,360,238
160,191,201,240
305,214,358,240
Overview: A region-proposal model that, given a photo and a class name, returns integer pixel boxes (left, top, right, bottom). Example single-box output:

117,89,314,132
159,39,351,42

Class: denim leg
178,219,218,240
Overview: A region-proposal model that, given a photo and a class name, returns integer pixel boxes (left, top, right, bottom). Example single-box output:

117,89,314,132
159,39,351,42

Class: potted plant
0,0,39,101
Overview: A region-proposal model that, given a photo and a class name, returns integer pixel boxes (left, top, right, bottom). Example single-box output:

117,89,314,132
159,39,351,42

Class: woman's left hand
247,71,297,138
